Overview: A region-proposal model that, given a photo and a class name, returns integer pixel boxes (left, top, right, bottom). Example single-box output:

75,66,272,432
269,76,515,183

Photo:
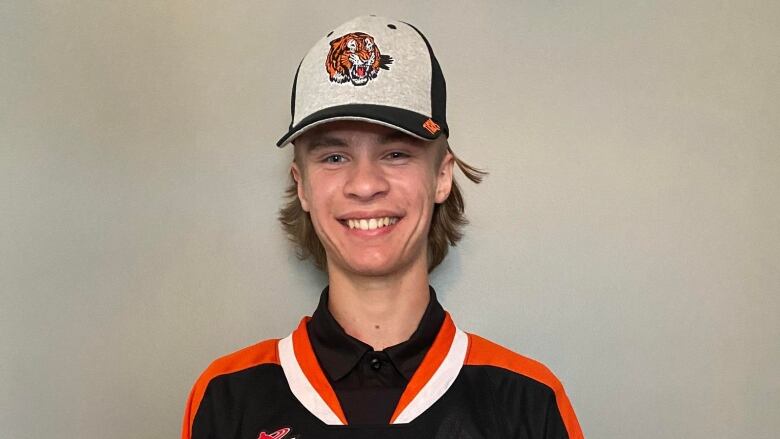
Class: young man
182,16,583,439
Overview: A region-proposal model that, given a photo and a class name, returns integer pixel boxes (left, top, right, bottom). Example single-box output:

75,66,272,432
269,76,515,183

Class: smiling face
291,121,453,278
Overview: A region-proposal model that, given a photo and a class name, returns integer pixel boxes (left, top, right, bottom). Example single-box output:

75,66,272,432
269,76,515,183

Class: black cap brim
276,104,448,147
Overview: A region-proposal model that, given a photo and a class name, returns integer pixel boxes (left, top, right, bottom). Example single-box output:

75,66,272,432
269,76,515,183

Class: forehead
294,121,425,150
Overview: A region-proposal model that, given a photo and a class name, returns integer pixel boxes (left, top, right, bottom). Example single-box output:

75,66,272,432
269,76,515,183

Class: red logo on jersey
257,427,291,439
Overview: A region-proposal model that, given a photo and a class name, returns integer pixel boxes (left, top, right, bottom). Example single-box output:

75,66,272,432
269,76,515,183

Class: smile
344,216,399,231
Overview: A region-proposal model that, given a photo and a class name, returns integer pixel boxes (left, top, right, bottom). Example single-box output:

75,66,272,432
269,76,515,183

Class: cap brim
276,104,447,147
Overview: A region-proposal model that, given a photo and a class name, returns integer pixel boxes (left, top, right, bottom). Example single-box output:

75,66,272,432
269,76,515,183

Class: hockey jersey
182,313,584,438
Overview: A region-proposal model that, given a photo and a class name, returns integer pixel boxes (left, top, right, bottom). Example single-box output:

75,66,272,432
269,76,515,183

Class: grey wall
2,1,778,438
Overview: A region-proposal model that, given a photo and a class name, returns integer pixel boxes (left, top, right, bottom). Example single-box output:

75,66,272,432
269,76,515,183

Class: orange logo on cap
423,119,441,135
326,32,393,86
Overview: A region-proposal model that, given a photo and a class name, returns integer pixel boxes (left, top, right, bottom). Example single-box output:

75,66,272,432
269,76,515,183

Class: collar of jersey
277,312,469,425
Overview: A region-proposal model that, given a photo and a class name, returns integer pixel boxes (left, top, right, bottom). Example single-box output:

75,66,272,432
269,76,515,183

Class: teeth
344,216,399,231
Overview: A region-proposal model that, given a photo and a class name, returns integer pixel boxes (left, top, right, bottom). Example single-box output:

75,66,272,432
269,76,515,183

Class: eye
365,38,373,51
323,154,347,164
347,39,357,52
386,151,409,160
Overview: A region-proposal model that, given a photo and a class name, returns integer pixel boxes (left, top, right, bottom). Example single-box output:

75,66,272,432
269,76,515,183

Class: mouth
339,216,400,231
349,64,370,85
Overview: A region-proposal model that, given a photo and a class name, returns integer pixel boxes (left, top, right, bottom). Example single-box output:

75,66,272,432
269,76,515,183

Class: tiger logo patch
325,32,393,86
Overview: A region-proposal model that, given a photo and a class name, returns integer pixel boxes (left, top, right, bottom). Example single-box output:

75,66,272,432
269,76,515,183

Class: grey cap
276,15,448,147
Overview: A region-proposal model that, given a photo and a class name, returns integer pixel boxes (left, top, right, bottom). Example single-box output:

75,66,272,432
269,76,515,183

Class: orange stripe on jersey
181,338,280,439
292,318,349,425
389,312,456,423
464,333,584,439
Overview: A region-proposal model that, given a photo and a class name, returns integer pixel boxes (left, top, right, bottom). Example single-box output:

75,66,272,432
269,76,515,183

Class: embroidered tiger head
325,32,393,86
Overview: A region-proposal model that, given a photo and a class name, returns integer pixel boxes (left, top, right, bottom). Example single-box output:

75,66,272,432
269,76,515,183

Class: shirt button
369,356,381,371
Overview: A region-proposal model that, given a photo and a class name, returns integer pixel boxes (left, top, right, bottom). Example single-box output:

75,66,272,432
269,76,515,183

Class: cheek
304,174,339,215
390,170,438,207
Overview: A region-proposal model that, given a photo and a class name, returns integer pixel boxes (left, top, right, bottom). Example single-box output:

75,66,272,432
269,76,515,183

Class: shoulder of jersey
186,338,280,412
182,338,280,439
464,332,564,393
196,338,280,385
464,333,583,439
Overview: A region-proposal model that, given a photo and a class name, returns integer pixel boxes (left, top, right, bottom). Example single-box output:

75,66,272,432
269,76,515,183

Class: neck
326,259,431,351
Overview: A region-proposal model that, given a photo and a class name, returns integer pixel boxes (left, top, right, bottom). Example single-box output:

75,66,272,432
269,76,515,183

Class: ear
434,151,455,204
290,162,310,212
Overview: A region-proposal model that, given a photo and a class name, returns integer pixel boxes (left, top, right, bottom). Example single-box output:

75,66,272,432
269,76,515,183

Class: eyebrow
301,135,348,151
379,131,420,145
301,130,422,151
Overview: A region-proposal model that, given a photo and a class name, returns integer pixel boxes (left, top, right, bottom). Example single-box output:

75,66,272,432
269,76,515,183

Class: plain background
2,1,778,438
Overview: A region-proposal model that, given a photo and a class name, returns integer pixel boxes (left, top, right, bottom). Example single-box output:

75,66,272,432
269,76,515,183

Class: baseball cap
276,15,448,147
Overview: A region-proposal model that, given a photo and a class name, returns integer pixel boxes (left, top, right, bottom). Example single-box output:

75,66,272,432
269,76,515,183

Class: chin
334,252,408,277
344,259,399,277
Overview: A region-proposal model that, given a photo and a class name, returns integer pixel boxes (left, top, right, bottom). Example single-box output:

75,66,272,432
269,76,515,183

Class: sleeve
181,381,200,439
542,380,584,439
181,378,218,439
543,387,583,439
181,384,194,439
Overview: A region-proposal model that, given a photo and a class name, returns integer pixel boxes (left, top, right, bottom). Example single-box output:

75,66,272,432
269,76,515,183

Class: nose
343,158,389,201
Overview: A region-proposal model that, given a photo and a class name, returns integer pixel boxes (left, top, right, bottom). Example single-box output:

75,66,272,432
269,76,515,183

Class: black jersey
182,313,583,438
